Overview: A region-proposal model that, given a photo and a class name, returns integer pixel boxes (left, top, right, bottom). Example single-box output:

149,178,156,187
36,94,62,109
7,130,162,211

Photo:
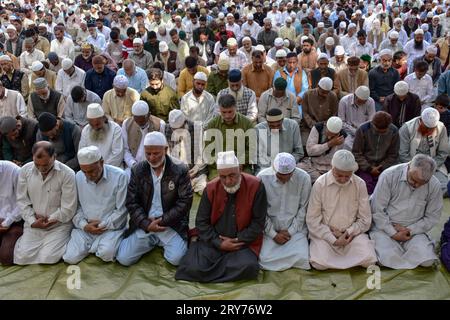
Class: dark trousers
0,221,23,265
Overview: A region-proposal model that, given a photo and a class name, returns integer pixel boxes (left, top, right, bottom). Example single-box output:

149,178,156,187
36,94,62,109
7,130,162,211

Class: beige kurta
306,171,377,270
14,161,77,265
102,87,139,123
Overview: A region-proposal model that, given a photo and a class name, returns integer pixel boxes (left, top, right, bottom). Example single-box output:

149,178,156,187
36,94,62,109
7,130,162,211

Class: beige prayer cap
78,146,102,165
331,150,358,172
326,117,343,134
218,58,230,71
217,151,239,170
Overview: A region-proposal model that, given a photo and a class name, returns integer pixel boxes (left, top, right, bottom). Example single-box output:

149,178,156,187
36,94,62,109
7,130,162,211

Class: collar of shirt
150,161,166,181
400,165,409,183
326,170,354,187
84,165,109,185
32,160,62,176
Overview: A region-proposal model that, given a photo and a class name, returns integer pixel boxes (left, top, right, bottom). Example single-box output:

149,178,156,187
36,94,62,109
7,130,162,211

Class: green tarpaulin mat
1,196,449,300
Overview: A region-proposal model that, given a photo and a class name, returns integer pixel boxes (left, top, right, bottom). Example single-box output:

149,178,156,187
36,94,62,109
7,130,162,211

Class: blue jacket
84,67,116,99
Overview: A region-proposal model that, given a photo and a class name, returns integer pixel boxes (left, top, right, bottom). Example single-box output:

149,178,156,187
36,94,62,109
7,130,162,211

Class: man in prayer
14,141,77,264
335,56,368,99
383,81,421,128
122,101,165,177
399,108,450,194
370,154,442,269
0,161,22,265
257,153,311,271
102,75,139,126
0,80,27,118
27,77,65,120
306,150,377,270
175,151,267,282
55,58,86,99
79,103,124,168
64,86,102,128
63,146,128,264
116,132,193,266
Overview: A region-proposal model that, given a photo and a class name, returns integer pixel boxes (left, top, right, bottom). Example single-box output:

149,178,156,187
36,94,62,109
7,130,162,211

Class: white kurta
306,171,377,270
0,161,21,228
370,163,442,269
257,167,311,271
14,161,77,265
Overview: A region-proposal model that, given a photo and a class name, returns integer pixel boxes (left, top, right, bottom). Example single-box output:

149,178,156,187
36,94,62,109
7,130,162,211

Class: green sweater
140,85,180,122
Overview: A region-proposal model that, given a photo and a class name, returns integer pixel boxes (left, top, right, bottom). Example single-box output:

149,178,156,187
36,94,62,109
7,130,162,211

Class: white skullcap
273,152,296,174
339,21,346,28
348,23,356,29
0,55,12,62
132,101,149,116
379,48,393,58
86,103,105,119
421,107,440,128
325,37,335,46
194,71,207,82
247,13,254,20
227,38,237,47
274,37,284,46
426,45,438,54
318,52,329,60
421,24,429,31
217,151,239,169
427,11,434,18
318,77,333,91
331,149,358,172
255,45,265,52
389,31,399,39
286,17,292,23
31,61,44,72
226,13,233,18
168,109,186,129
355,86,370,100
6,24,16,31
242,36,251,43
284,39,290,47
356,9,362,14
39,23,47,28
326,116,343,134
300,36,308,43
317,22,325,28
276,49,287,58
335,45,345,56
290,12,297,18
394,17,403,23
394,81,409,96
61,58,73,70
133,38,143,45
159,41,169,52
415,28,424,35
190,3,196,8
218,12,225,19
113,75,129,89
78,146,102,165
144,131,168,146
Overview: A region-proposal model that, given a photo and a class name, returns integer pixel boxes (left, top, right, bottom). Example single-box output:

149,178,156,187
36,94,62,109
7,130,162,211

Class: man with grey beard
175,151,267,283
78,103,124,168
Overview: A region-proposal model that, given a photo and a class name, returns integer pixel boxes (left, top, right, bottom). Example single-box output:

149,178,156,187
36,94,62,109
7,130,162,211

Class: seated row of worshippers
0,135,448,283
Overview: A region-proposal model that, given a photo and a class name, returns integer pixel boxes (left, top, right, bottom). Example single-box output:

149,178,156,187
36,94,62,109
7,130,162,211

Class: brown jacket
335,68,369,99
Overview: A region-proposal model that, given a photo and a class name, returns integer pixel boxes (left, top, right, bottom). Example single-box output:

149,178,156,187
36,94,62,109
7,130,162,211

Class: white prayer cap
356,9,362,15
426,45,438,55
218,12,225,19
331,149,358,172
194,71,207,82
273,152,296,174
335,45,345,56
159,41,169,52
318,77,333,91
389,31,399,39
421,107,440,128
247,13,254,20
421,24,429,31
378,49,393,58
290,12,297,18
317,22,324,28
133,38,143,45
255,45,265,52
276,49,287,58
78,146,102,165
326,116,343,134
339,21,346,28
131,101,149,116
190,3,196,8
217,151,239,170
31,61,44,72
61,58,73,70
300,36,308,43
427,11,434,18
39,23,47,28
6,24,16,32
394,17,403,23
144,131,168,146
286,17,292,23
325,37,335,46
355,86,370,100
227,38,238,47
242,36,251,43
415,28,424,35
283,39,290,47
348,23,356,29
394,81,409,96
274,37,284,46
317,52,329,60
226,13,233,18
86,103,105,119
168,109,186,129
113,75,129,89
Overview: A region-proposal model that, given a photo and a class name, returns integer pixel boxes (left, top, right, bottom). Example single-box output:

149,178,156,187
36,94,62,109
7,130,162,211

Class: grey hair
410,154,437,181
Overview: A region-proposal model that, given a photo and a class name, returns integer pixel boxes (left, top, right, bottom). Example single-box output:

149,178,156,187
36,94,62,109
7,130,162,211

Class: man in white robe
306,150,377,270
257,153,311,271
14,141,77,264
63,146,128,264
370,154,442,269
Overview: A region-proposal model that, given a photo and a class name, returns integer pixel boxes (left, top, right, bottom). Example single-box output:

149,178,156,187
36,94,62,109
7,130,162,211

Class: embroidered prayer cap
168,109,186,129
389,31,399,39
218,58,230,70
31,61,44,72
113,75,129,89
276,49,287,58
421,107,440,128
318,77,333,91
355,86,370,100
326,116,343,134
86,103,105,119
325,37,335,46
61,58,73,70
33,77,48,89
78,146,102,165
331,149,358,172
273,152,296,174
144,131,168,146
131,101,149,116
378,49,393,58
426,45,438,55
274,37,284,47
216,151,239,169
335,45,345,56
133,38,143,45
394,81,409,96
194,72,208,82
159,41,169,52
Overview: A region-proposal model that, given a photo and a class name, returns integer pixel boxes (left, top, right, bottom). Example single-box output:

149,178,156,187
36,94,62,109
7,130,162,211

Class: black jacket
125,155,193,240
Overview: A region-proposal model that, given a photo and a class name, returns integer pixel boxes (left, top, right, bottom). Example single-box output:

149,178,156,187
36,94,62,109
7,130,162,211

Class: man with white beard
404,29,430,71
78,103,124,168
